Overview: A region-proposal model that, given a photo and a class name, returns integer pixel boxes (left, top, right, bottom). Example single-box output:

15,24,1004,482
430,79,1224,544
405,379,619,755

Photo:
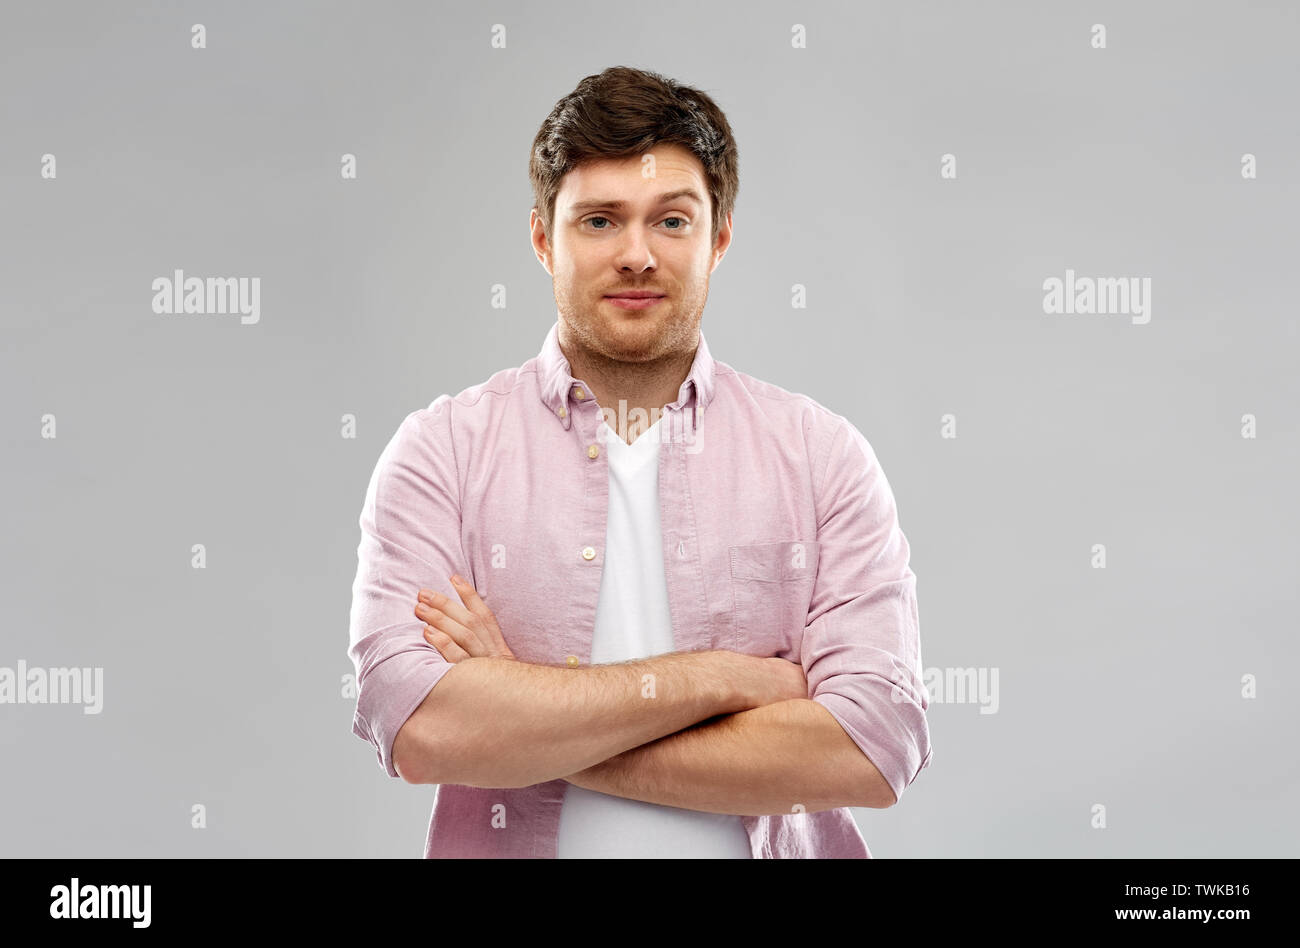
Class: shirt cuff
813,688,930,806
353,651,455,779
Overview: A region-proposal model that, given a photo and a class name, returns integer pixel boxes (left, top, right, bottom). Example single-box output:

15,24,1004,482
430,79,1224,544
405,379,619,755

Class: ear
711,210,734,271
529,208,553,275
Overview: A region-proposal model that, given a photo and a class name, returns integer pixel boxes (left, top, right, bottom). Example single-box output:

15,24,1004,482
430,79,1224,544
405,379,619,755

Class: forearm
397,650,758,788
564,698,896,814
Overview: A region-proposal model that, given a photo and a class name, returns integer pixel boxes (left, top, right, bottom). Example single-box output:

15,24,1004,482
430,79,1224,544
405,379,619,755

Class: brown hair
529,66,739,246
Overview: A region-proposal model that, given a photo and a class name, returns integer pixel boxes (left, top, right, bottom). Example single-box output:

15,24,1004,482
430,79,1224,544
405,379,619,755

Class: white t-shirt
555,417,753,858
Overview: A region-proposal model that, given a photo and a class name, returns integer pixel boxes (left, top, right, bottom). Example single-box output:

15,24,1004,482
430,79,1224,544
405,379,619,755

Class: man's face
531,143,732,366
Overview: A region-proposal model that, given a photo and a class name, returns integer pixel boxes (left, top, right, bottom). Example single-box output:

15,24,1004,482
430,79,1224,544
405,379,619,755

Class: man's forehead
558,147,706,204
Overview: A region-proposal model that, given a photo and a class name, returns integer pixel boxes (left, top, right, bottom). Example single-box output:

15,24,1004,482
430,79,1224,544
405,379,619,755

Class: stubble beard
556,279,707,370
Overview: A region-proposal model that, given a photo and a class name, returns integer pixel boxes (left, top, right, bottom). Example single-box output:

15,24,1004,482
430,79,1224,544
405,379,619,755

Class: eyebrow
567,188,705,214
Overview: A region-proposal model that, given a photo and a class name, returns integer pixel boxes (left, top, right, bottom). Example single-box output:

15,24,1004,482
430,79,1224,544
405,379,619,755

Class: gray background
1,0,1296,857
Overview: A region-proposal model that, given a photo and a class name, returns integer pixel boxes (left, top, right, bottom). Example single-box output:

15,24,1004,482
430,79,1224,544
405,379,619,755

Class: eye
581,215,689,232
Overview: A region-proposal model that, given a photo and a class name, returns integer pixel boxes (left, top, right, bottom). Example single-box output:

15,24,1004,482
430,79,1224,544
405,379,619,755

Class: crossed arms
390,578,898,814
354,407,927,818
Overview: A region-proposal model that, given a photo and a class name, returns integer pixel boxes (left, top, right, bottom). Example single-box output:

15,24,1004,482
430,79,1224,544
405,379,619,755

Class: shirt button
581,546,596,560
587,444,599,459
557,405,567,418
573,387,586,400
565,655,579,667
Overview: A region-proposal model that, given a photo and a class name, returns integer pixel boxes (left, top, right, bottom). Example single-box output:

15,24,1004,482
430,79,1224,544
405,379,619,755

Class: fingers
450,575,502,634
450,575,514,657
417,586,478,632
416,584,488,652
414,598,490,656
423,626,470,663
414,576,514,661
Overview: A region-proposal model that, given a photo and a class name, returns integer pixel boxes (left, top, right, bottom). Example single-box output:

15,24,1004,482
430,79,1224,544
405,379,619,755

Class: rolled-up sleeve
803,413,932,806
348,397,463,778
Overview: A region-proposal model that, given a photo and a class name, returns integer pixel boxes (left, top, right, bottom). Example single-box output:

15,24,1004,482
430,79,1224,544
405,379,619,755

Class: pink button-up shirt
347,321,932,857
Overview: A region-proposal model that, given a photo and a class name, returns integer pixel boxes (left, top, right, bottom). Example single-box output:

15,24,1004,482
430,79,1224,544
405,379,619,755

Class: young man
347,66,931,858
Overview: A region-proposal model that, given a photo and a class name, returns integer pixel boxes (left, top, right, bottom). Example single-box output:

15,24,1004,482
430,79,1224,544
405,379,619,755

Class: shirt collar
536,320,715,432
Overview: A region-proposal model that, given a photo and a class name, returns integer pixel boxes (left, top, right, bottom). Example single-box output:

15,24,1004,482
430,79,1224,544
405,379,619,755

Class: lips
604,293,665,311
605,292,665,299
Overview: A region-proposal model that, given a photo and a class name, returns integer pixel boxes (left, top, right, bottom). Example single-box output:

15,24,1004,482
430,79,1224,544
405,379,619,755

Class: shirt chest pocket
727,540,820,661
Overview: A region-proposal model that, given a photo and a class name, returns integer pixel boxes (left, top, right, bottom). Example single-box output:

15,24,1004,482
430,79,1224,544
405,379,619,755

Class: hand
764,656,809,702
740,655,808,707
414,575,516,663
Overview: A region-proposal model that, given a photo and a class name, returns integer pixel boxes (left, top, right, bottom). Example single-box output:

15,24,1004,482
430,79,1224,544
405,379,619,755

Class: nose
613,226,656,273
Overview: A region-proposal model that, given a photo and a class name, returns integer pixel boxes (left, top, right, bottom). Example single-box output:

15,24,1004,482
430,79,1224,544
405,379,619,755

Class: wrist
710,649,758,713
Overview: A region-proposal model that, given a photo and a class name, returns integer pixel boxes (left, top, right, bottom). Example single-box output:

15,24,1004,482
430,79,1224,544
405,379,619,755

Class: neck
557,322,696,445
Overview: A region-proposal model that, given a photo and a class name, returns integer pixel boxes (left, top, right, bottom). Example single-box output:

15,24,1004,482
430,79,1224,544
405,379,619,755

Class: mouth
604,293,666,311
